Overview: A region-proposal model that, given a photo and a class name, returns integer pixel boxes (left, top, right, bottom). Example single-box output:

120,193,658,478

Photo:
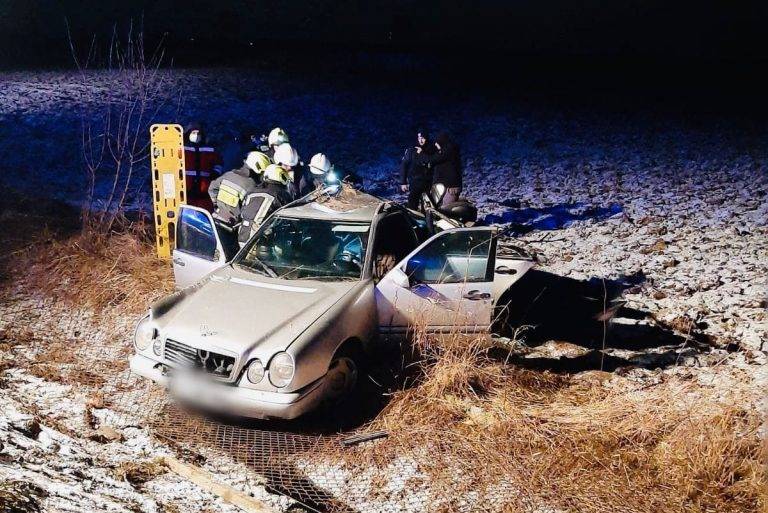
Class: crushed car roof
278,184,385,222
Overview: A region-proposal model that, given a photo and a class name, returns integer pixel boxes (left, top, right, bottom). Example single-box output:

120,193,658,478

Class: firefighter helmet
308,153,332,175
274,143,299,167
244,151,271,173
264,164,291,185
268,127,289,147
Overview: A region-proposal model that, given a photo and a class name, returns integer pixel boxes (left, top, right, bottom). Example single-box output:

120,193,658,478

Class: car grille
164,339,236,380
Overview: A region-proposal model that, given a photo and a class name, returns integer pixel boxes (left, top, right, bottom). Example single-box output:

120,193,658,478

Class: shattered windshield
236,216,369,281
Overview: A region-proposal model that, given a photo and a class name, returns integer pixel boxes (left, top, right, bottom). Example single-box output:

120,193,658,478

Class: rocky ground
0,68,766,512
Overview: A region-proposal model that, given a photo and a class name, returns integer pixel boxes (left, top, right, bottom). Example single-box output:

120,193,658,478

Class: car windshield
236,216,370,281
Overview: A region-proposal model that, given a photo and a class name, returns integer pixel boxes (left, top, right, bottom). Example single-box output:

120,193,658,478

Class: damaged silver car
130,187,534,419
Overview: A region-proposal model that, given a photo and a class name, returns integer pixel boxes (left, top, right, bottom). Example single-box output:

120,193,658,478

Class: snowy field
1,68,767,512
1,68,765,349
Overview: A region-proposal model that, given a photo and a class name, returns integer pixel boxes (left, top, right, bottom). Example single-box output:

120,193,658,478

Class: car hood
153,266,359,361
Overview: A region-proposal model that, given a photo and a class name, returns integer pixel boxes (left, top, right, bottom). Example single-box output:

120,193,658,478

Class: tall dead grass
16,220,173,313
348,325,766,513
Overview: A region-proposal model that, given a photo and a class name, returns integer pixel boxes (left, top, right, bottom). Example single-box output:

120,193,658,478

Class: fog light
152,338,163,356
268,352,294,388
134,316,154,351
246,359,264,384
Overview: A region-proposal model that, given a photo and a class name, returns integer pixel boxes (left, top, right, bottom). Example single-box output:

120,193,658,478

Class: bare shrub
67,20,176,232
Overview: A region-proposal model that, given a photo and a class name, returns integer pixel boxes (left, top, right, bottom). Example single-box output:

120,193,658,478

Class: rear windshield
236,216,369,281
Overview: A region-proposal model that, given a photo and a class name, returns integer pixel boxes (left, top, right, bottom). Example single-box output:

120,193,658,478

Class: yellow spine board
150,124,186,260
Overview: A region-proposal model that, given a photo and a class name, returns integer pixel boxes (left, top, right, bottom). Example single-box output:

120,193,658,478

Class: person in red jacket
184,123,223,211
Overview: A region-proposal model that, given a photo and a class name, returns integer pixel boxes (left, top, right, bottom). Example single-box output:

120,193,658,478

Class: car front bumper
129,353,327,420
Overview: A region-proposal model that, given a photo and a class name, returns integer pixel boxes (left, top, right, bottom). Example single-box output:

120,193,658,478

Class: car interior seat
429,183,478,224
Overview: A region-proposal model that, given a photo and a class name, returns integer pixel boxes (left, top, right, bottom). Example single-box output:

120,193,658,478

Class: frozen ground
0,68,766,511
1,68,765,350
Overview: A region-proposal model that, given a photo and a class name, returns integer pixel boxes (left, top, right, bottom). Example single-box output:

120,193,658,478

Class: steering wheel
332,251,361,273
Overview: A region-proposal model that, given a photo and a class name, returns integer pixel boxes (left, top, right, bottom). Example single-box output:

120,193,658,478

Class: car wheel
326,353,359,401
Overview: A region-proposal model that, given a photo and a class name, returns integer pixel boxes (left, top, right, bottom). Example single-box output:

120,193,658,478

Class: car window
177,208,217,260
237,216,370,280
406,230,493,284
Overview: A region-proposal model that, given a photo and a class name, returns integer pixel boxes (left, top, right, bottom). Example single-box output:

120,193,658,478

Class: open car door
172,205,229,288
376,227,520,340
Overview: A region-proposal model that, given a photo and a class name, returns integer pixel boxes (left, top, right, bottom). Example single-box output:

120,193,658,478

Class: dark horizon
3,1,768,64
2,1,768,115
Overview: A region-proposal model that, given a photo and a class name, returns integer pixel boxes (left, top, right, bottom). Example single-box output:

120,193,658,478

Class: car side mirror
404,260,426,287
389,266,411,288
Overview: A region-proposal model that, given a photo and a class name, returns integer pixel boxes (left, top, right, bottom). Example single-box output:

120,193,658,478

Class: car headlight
246,359,264,384
134,316,155,351
268,352,294,388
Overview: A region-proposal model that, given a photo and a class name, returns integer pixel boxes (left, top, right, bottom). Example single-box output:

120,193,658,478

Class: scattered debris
114,458,168,486
340,431,389,447
89,425,124,443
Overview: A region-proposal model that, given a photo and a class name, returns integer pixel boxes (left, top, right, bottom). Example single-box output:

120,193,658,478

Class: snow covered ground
1,68,766,512
1,67,765,350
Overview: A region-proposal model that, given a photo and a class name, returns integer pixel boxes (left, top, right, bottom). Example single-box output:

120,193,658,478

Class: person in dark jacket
208,159,261,226
236,164,295,245
417,131,462,205
399,128,435,210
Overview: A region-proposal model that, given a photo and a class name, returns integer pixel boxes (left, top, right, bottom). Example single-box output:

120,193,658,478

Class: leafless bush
67,20,176,232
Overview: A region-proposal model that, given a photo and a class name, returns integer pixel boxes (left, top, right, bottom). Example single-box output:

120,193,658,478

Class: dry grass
114,458,168,486
2,203,765,513
15,220,173,314
345,327,767,513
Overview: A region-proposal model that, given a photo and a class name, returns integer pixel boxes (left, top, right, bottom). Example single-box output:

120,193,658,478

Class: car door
172,205,228,288
375,227,498,338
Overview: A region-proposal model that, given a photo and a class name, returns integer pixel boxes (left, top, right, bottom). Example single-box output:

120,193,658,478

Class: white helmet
244,151,270,173
308,153,332,175
274,143,299,167
268,127,289,147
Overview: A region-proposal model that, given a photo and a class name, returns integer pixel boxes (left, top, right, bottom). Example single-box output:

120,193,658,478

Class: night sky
2,1,767,65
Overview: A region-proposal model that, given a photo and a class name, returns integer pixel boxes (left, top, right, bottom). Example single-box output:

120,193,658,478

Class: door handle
495,266,517,275
463,290,491,300
172,257,186,267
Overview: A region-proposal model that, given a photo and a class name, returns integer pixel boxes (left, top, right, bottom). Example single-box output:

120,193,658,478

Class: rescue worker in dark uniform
261,127,290,161
399,129,436,210
272,143,310,200
236,163,295,245
208,152,265,227
184,123,223,212
307,153,334,190
255,164,294,209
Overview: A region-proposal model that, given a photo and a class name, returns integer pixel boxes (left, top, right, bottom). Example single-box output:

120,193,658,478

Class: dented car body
129,187,534,419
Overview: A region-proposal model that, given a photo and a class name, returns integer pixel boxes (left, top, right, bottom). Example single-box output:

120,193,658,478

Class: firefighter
208,152,264,227
184,123,223,211
273,143,309,199
307,153,336,189
257,164,294,209
262,127,290,160
236,163,295,246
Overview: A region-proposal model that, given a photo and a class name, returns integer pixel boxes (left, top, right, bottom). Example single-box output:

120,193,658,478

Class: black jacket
255,179,294,210
236,179,294,244
208,165,260,224
399,144,435,186
418,133,462,188
290,166,317,199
